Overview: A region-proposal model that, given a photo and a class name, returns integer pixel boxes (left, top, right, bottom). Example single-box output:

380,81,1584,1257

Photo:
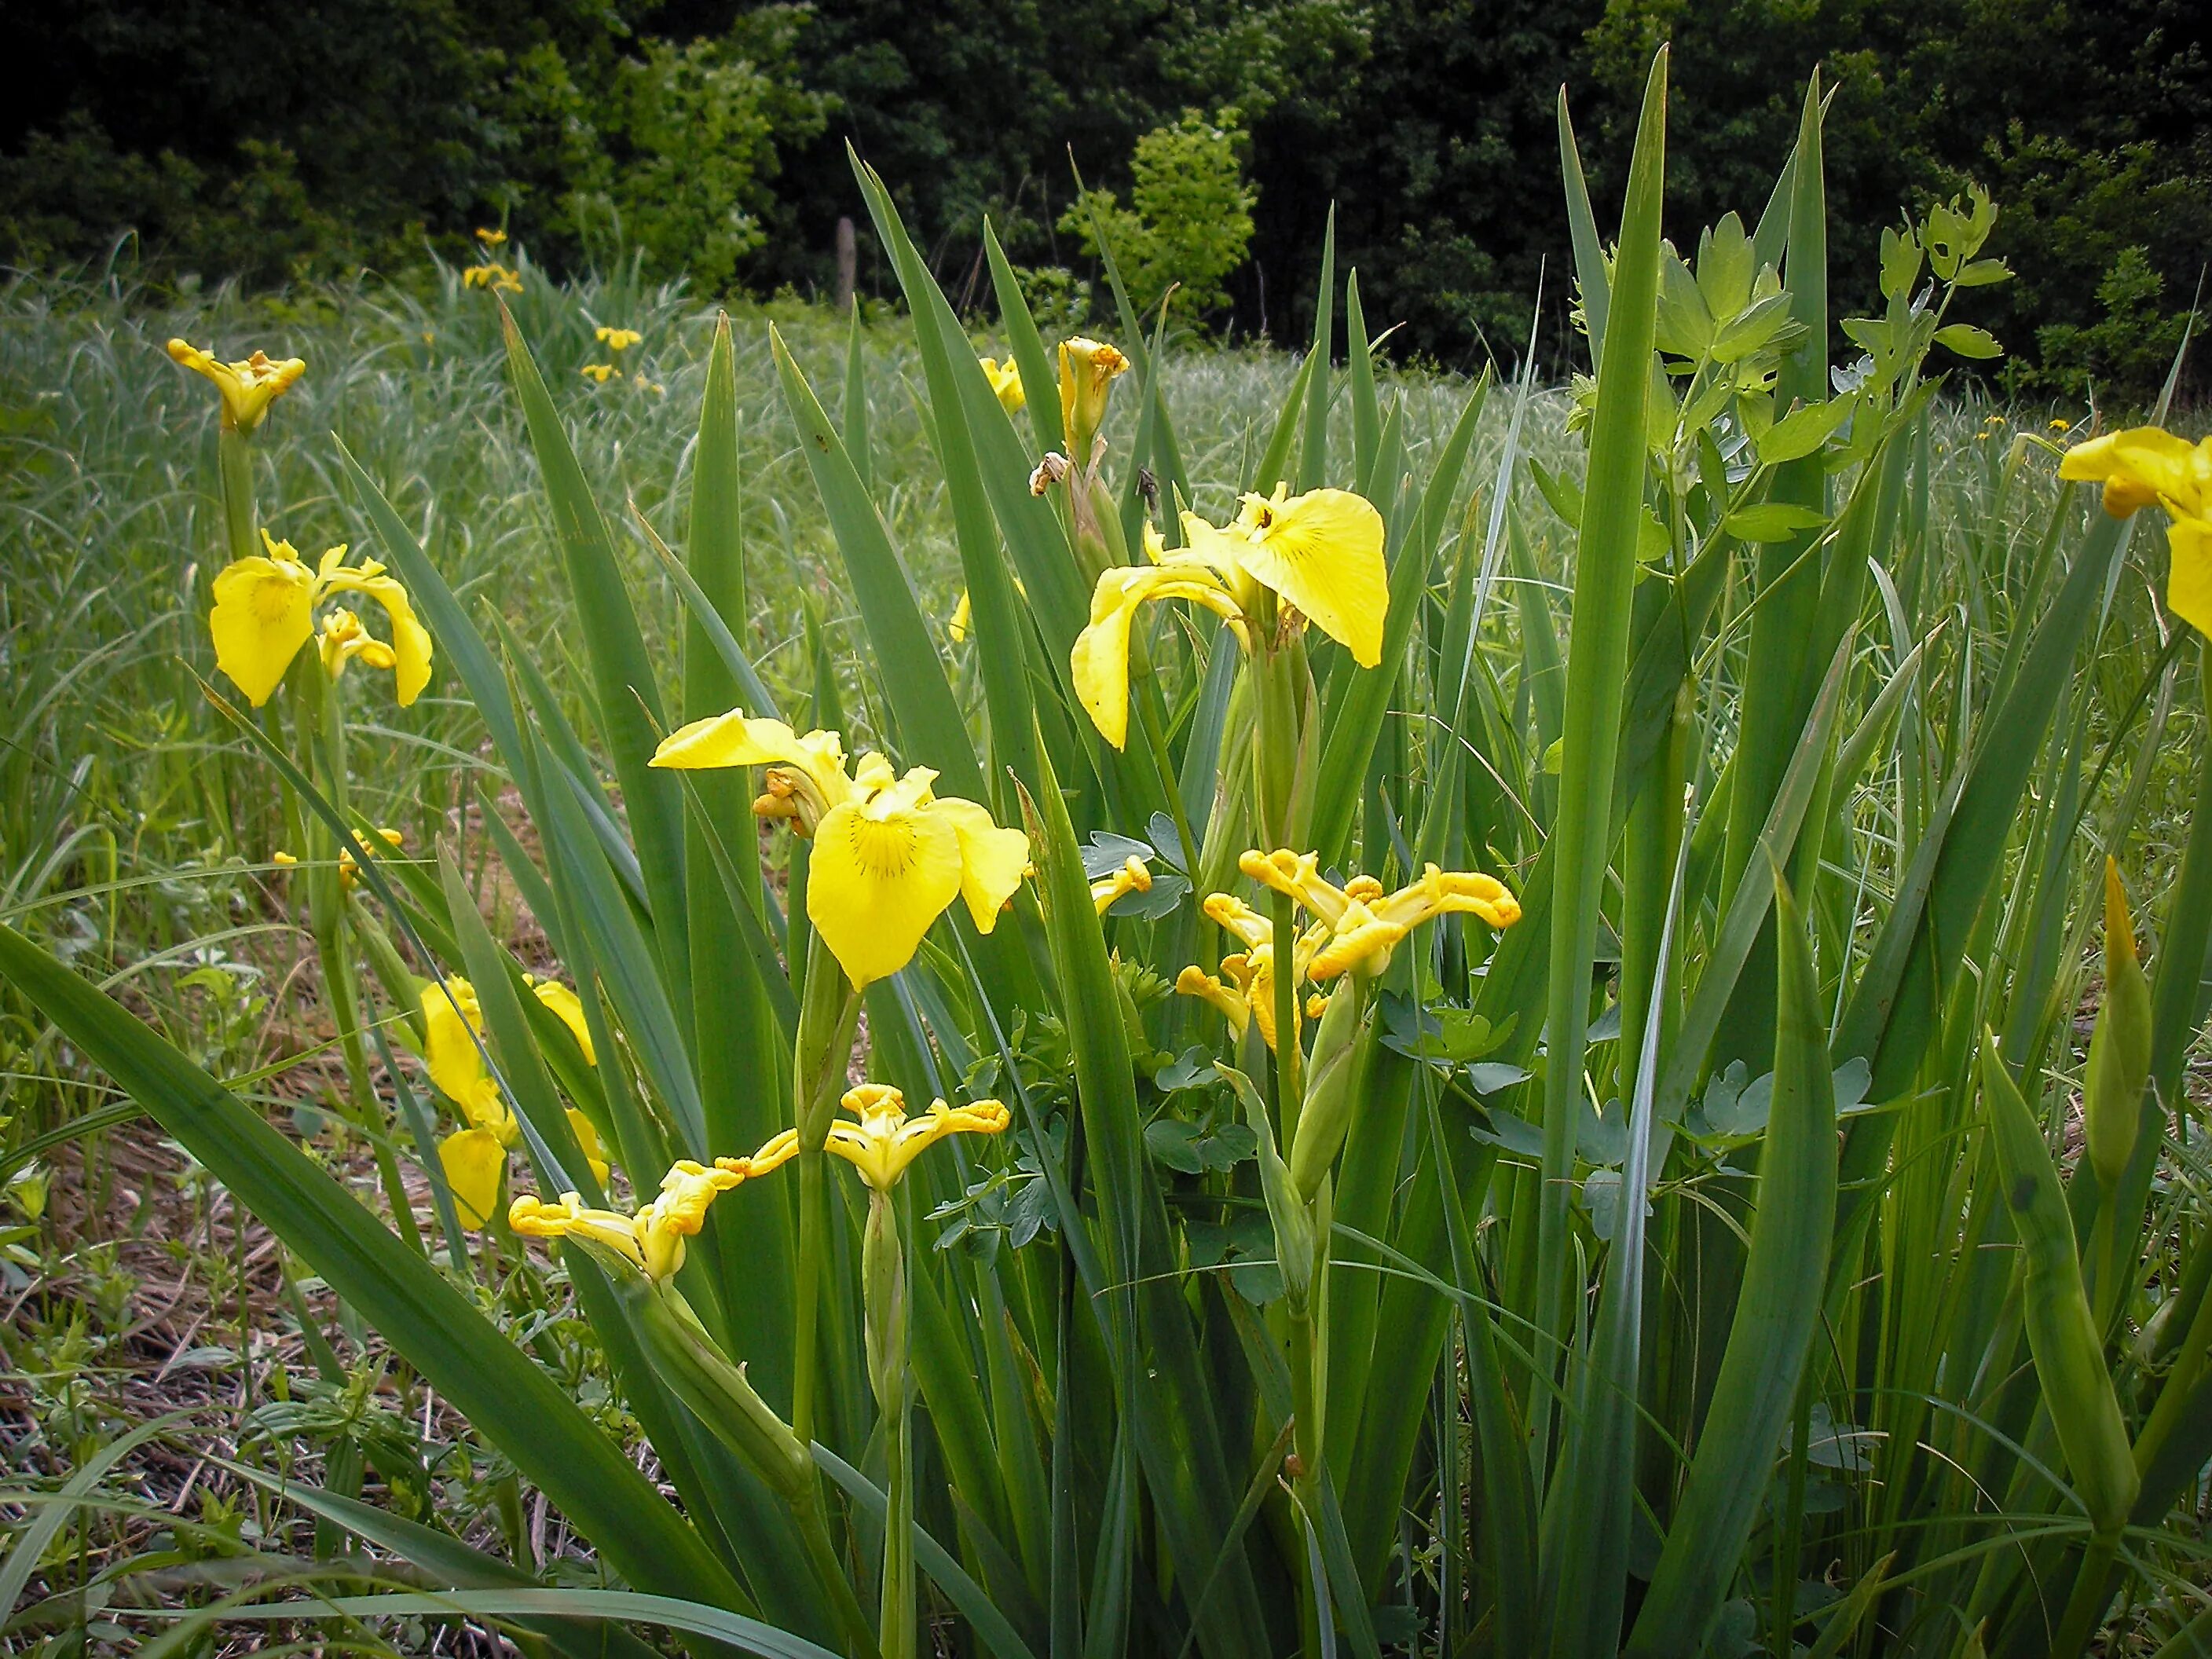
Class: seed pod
2086,857,2152,1192
1980,1032,2139,1536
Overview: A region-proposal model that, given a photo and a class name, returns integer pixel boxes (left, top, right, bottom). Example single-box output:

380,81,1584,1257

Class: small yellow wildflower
580,363,617,384
210,530,432,707
980,355,1025,413
651,711,1030,987
596,326,643,353
475,228,508,249
511,1160,743,1280
463,263,523,294
739,1083,1009,1193
2050,418,2071,432
2059,425,2212,632
165,339,306,434
1072,484,1387,749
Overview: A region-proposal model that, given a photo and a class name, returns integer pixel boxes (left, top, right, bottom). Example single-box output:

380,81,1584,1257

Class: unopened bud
2086,857,2152,1191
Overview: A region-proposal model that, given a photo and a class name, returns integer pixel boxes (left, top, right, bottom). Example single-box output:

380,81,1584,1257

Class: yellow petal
532,978,597,1064
979,356,1025,413
439,1127,508,1229
566,1108,611,1185
423,976,503,1121
209,555,315,705
1071,562,1242,749
1234,488,1388,665
931,797,1032,933
807,775,965,985
2168,515,2212,637
651,709,854,804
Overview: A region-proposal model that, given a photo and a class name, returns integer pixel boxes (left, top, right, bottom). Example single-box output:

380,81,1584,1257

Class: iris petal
209,556,316,705
807,792,965,986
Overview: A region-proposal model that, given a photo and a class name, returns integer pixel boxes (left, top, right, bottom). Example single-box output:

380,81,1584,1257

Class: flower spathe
210,531,432,707
166,339,306,433
2059,426,2212,634
650,710,1031,987
740,1083,1010,1193
1071,485,1387,749
511,1160,746,1280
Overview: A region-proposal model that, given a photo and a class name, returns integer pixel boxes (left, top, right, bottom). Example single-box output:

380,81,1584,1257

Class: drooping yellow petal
209,553,315,705
326,569,433,705
2168,515,2212,636
2059,427,2210,518
1230,487,1388,666
932,797,1032,933
422,976,504,1122
440,1126,508,1229
1071,562,1243,749
510,1192,646,1272
651,710,855,820
509,1161,745,1280
1176,964,1249,1036
566,1109,611,1186
1092,854,1152,914
807,771,965,985
530,977,597,1064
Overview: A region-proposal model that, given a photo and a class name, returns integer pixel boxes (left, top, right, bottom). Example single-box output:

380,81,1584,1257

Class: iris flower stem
2050,1531,2120,1658
216,427,257,568
793,1146,826,1448
1271,888,1305,1134
863,1188,914,1659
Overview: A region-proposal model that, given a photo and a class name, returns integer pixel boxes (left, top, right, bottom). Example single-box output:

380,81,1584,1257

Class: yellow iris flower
423,974,608,1228
269,826,404,890
511,1159,745,1280
1071,485,1386,749
596,326,643,353
2059,426,2212,633
980,356,1025,413
210,531,432,708
580,363,617,383
166,339,306,433
1180,851,1521,1047
463,263,523,294
475,227,508,249
650,711,1031,987
740,1083,1010,1193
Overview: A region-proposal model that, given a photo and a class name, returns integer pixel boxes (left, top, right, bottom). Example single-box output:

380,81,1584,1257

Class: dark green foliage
5,0,2206,398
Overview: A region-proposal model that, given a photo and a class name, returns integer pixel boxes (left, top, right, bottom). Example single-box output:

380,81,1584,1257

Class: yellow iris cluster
463,227,523,294
271,825,405,890
1180,851,1522,1048
650,712,1030,987
510,1082,1008,1279
208,531,434,709
423,973,609,1227
166,339,306,434
2060,426,2212,635
1072,485,1387,749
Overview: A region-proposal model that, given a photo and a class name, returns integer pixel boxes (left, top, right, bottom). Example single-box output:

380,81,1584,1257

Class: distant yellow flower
580,363,617,383
209,530,432,707
511,1159,744,1280
1072,484,1386,749
165,339,306,433
475,227,508,249
596,326,642,353
980,355,1025,413
740,1082,1009,1193
270,826,405,890
463,263,522,294
1091,854,1152,915
948,590,973,643
651,711,1030,987
2050,418,2072,432
1059,337,1128,458
2060,426,2212,632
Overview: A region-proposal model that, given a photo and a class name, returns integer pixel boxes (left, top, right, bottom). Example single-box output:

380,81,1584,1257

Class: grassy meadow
4,74,2212,1659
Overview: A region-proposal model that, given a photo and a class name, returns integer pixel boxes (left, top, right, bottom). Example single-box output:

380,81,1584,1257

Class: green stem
217,426,258,567
863,1188,913,1659
2049,1531,2119,1658
794,1147,826,1447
